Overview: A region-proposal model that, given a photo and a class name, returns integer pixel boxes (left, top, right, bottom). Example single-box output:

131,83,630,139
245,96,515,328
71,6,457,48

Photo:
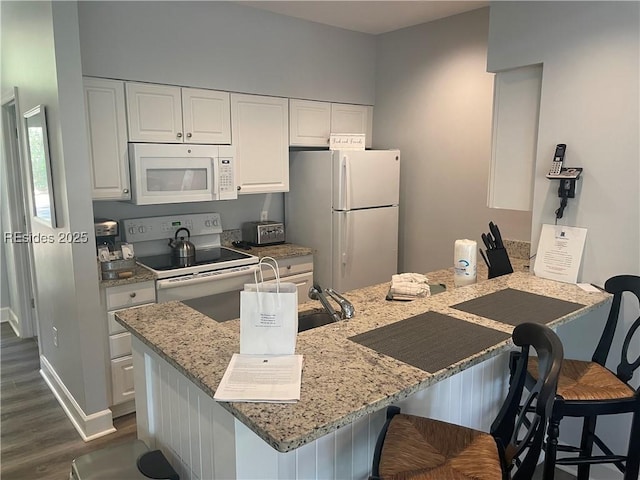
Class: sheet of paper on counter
534,224,587,284
214,354,303,403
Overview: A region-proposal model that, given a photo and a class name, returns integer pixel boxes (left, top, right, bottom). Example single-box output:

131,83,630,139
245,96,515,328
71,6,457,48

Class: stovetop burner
138,247,255,272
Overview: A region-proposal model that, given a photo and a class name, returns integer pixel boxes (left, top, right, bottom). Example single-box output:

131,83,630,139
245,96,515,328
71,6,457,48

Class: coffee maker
94,218,119,251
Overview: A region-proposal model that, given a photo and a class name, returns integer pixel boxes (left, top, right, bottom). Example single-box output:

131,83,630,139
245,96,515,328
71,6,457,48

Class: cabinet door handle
237,186,241,191
129,292,137,298
176,132,183,138
187,132,192,138
123,188,129,194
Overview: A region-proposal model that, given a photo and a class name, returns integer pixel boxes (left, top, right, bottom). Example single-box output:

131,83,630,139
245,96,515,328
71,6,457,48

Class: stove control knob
205,219,211,227
128,227,135,235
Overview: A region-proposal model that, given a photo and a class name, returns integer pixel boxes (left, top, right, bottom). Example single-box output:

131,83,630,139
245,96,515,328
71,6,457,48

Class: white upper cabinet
126,82,230,144
330,103,373,148
126,83,182,142
290,100,373,148
83,77,131,201
231,93,289,194
289,99,331,147
181,88,231,144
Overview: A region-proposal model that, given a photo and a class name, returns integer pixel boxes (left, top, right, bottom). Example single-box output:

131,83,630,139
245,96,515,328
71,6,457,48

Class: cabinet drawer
106,281,155,310
280,260,313,278
109,332,132,358
111,355,135,405
107,311,126,335
261,255,313,281
265,271,314,304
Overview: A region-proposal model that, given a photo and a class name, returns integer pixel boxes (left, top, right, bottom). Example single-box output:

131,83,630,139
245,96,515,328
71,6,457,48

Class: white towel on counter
392,273,429,285
390,273,430,298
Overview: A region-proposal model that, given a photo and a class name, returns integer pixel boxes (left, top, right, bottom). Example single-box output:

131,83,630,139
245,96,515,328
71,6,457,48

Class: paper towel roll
454,239,477,287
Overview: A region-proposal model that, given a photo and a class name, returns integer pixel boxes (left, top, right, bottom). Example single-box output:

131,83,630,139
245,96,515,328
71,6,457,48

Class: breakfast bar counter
116,269,611,479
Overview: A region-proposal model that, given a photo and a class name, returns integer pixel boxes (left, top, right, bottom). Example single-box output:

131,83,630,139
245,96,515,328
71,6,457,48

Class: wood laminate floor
1,323,136,480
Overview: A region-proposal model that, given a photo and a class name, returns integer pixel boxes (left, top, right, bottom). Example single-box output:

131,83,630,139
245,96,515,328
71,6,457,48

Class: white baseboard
1,307,20,336
39,354,116,441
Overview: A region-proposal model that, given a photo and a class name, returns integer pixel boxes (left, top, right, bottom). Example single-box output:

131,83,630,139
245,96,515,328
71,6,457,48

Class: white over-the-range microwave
128,143,236,205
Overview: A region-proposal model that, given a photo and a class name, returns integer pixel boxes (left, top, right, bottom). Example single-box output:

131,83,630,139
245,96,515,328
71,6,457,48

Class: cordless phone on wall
548,143,566,176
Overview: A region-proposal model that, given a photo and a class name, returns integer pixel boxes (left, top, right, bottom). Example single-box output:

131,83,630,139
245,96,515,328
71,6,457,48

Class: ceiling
238,1,489,35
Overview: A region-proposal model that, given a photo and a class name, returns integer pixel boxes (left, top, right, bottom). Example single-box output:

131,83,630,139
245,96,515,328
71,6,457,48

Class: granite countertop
99,264,156,288
231,243,313,260
99,243,312,288
115,264,610,453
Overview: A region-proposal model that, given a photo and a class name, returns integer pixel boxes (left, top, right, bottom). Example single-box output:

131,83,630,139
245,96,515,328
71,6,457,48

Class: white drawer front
109,332,132,358
265,271,314,304
111,355,135,405
107,311,126,335
260,255,313,281
106,281,156,310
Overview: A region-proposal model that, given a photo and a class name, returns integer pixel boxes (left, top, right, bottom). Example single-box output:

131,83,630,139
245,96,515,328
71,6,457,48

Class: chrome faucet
325,288,355,319
308,284,355,322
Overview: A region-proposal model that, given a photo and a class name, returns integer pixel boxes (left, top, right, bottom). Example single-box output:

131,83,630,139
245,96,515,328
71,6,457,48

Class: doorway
1,88,39,339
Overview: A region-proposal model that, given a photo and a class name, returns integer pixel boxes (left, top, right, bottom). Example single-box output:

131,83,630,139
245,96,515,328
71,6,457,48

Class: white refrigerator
286,149,400,293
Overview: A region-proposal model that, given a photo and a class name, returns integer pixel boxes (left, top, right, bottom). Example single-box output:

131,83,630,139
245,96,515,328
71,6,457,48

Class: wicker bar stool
528,274,640,480
370,322,564,480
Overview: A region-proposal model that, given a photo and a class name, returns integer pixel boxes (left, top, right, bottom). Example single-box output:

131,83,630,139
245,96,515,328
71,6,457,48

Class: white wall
77,1,376,105
1,1,109,415
488,0,639,461
373,7,531,274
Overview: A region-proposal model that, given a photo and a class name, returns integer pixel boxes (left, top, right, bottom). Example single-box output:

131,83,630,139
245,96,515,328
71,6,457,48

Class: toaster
242,221,285,246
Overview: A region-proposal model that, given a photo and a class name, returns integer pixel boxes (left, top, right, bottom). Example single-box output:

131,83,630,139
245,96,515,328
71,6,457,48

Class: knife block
487,248,514,279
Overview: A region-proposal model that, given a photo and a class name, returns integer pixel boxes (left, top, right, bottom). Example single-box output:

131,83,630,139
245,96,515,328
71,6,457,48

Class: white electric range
122,213,260,309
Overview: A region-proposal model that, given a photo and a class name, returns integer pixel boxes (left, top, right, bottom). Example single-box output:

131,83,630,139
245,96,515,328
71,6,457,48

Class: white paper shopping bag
240,257,299,354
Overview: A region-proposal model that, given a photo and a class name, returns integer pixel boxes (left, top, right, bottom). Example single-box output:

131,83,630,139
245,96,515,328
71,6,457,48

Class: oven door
156,265,257,322
129,143,218,205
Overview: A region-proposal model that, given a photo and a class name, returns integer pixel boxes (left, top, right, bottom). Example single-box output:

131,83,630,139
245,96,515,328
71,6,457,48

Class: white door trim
1,87,40,339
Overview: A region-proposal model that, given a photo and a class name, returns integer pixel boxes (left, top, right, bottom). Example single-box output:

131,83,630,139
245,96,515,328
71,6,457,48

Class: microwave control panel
218,155,236,200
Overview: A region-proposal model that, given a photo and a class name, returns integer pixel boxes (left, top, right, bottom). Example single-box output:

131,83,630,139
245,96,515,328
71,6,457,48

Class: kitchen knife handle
487,232,496,249
482,233,491,250
489,222,504,248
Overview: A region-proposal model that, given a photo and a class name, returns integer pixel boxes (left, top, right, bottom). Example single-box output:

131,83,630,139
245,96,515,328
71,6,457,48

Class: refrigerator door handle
341,155,350,211
341,212,349,267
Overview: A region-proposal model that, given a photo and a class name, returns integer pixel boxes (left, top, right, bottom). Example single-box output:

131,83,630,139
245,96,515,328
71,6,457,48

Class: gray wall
78,1,376,105
1,1,109,414
488,0,639,462
373,8,531,274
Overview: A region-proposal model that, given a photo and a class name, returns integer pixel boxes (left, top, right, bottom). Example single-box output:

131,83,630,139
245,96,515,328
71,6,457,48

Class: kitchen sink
298,312,336,332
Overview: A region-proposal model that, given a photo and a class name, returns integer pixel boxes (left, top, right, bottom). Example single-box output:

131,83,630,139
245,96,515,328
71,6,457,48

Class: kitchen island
116,268,611,480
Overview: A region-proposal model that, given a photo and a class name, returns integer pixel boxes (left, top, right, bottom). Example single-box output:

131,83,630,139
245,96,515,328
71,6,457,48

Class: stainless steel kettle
168,227,196,259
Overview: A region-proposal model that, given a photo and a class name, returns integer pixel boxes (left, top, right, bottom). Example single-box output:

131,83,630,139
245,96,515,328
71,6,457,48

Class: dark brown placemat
348,312,511,373
451,288,585,326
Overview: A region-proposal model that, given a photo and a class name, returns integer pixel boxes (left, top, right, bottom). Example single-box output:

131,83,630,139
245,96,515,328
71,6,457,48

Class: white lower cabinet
103,280,156,416
111,356,135,405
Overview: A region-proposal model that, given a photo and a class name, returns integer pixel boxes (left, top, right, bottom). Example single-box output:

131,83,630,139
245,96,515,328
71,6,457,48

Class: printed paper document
214,354,303,403
534,224,587,284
